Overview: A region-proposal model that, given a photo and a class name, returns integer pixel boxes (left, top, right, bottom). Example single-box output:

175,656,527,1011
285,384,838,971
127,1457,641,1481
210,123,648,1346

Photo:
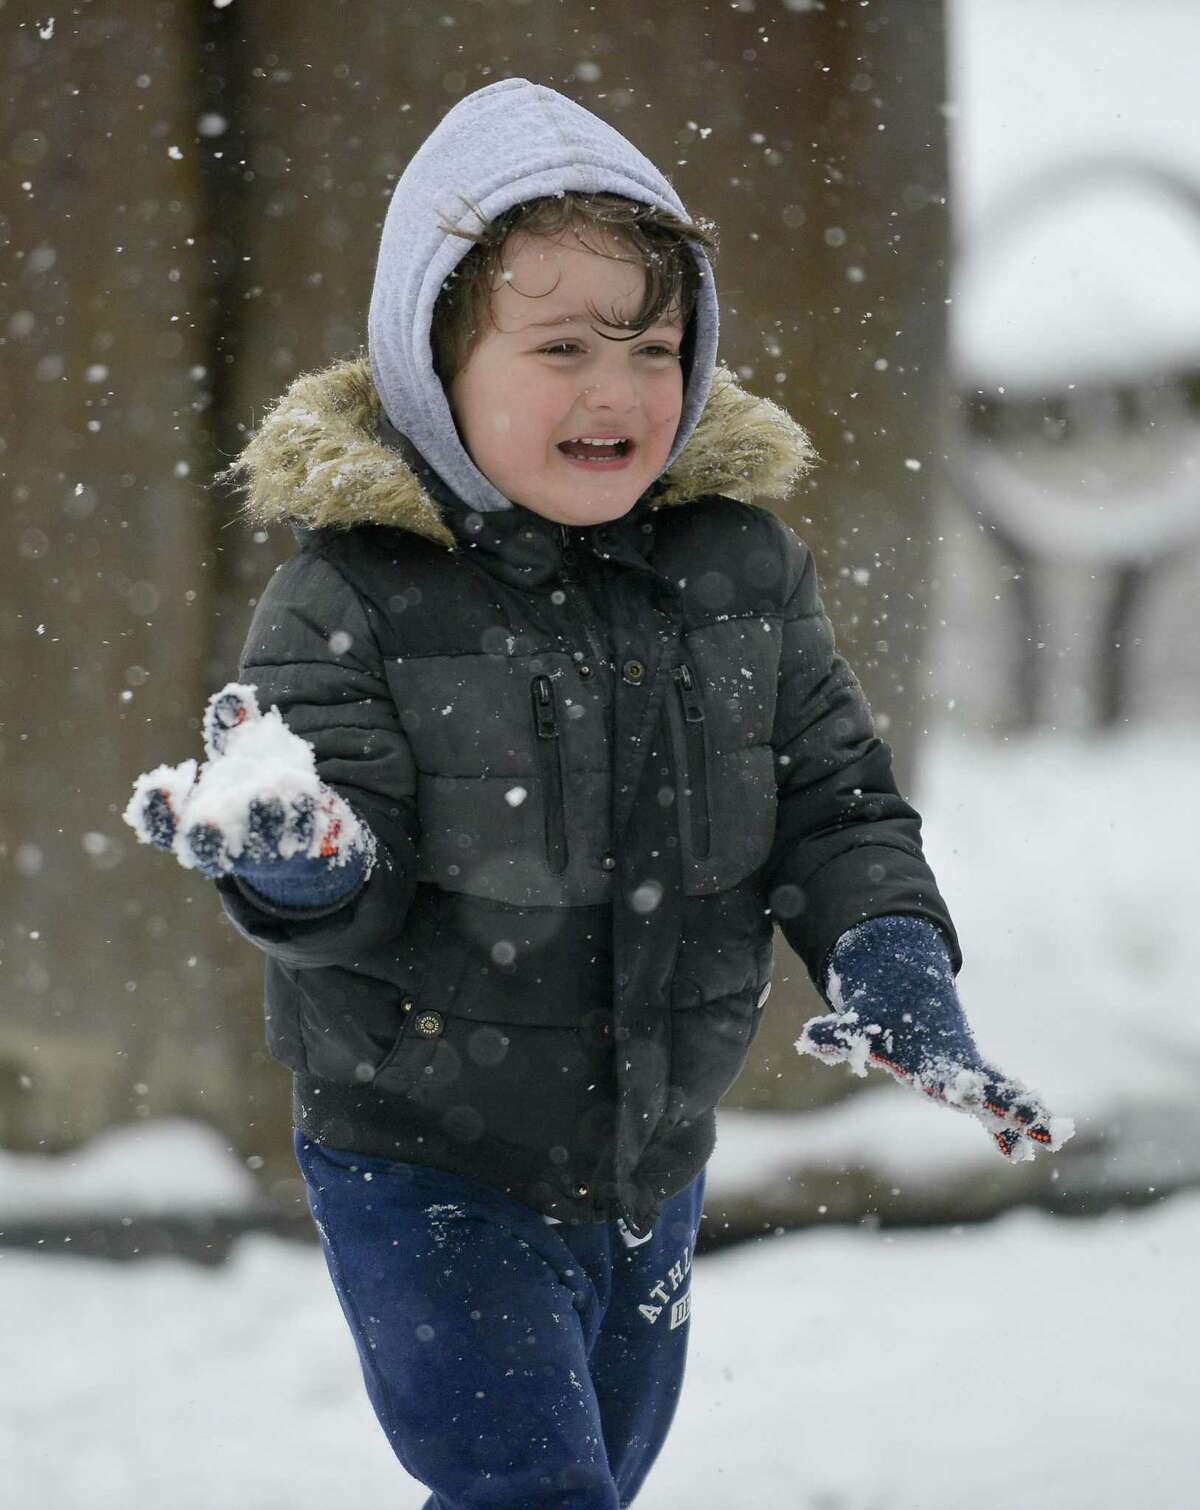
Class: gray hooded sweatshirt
366,77,720,516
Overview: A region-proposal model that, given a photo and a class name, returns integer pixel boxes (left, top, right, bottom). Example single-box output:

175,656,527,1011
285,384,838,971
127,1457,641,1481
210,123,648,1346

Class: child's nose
581,365,638,411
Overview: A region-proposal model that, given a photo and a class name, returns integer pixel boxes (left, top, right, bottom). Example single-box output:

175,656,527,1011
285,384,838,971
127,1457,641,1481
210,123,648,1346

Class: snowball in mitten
123,683,374,909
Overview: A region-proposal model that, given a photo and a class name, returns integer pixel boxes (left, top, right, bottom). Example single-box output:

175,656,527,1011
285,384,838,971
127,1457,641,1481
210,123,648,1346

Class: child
126,78,1071,1510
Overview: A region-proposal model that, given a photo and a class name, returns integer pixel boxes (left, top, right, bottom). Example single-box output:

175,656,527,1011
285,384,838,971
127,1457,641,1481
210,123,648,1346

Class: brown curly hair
431,191,719,387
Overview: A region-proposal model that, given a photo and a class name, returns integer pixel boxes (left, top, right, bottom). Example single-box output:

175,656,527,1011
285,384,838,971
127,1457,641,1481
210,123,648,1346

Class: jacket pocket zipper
673,664,711,858
374,996,415,1076
531,675,568,874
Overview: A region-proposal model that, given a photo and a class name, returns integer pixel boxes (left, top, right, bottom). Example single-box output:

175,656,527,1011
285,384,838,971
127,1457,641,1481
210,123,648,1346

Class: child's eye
538,341,679,359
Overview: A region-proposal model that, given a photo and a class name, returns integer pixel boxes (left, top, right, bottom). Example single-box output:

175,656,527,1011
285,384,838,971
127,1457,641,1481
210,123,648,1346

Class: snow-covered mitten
123,682,374,910
796,915,1074,1162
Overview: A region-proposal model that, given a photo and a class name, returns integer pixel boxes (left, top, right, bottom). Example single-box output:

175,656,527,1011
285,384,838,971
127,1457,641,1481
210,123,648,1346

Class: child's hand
796,916,1075,1163
123,683,374,904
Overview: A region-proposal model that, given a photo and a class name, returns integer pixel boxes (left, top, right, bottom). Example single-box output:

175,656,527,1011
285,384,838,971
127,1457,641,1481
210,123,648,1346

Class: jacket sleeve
213,545,418,969
762,517,960,989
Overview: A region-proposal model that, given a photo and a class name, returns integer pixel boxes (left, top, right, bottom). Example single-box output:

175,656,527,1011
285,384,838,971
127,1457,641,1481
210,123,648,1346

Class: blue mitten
796,915,1074,1162
123,683,374,911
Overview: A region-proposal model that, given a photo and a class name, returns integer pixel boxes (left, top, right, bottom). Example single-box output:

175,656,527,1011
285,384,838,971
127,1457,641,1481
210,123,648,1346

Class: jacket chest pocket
531,674,568,874
396,651,611,908
666,656,777,895
670,663,711,860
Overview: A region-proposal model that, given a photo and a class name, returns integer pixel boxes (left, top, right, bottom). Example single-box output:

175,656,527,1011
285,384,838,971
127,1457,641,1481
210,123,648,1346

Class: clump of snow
123,685,370,873
940,1064,988,1109
123,758,196,845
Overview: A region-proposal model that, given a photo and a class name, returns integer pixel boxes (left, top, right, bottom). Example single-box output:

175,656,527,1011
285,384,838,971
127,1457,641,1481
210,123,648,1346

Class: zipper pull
532,675,560,739
674,664,705,722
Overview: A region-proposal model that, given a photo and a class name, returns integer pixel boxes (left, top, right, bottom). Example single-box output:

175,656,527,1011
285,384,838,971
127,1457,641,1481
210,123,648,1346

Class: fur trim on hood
221,355,815,550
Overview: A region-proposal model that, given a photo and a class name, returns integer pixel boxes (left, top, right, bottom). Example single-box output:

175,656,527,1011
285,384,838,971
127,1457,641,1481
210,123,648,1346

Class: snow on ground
2,1194,1196,1510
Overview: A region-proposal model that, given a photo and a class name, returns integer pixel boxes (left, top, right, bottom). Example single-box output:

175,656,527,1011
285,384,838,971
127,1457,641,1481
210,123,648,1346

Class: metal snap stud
413,1011,443,1037
622,659,646,685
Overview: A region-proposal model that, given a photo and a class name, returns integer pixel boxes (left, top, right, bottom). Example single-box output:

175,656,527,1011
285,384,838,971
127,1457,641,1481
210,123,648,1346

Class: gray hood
366,76,720,516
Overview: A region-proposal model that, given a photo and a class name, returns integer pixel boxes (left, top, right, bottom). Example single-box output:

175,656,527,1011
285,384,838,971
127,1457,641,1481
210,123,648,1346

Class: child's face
446,226,685,527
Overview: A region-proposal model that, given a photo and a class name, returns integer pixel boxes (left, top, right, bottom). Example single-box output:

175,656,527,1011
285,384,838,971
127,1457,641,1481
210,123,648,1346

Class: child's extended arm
761,520,1072,1161
763,521,958,974
124,550,419,968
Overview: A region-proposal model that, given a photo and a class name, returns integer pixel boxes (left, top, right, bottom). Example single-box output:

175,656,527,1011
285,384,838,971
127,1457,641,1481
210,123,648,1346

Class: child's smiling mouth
556,436,634,469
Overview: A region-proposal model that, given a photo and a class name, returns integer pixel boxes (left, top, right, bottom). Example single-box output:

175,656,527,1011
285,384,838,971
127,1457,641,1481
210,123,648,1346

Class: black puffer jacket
217,357,958,1232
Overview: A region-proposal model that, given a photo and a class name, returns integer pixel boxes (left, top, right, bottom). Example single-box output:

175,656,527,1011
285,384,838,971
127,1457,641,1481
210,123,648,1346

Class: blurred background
3,1,1199,1506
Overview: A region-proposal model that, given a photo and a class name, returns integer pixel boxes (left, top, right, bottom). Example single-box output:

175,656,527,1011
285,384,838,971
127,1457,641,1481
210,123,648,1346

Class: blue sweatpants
294,1132,704,1510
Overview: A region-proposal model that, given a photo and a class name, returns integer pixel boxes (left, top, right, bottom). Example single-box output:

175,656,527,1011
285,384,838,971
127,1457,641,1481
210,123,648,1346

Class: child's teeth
560,436,629,459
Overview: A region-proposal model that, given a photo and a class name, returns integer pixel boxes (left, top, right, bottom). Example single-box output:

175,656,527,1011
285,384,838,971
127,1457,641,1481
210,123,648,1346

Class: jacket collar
375,409,666,587
219,354,816,564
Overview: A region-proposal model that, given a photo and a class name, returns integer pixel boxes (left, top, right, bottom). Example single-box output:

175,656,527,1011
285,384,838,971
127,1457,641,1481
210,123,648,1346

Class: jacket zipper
557,527,611,672
673,664,711,858
531,674,568,874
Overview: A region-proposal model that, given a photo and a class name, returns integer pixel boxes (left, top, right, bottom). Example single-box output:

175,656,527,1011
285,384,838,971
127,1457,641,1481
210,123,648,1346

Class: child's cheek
655,388,685,447
657,371,684,421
